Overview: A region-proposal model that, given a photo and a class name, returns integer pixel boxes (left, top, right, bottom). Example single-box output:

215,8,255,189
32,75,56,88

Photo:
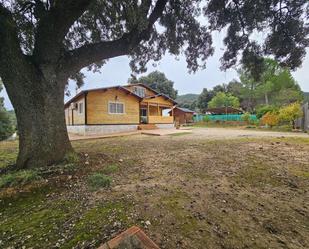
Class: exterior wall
65,108,70,125
65,95,85,125
67,124,139,136
87,89,140,124
172,109,194,124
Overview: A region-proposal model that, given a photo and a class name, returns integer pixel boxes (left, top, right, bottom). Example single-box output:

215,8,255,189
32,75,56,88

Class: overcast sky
1,30,308,110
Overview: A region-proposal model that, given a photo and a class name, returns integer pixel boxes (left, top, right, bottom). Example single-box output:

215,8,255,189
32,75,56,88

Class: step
137,124,158,130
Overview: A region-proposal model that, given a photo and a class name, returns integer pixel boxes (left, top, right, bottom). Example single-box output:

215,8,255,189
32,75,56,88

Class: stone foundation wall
67,124,138,136
67,125,86,136
67,123,174,136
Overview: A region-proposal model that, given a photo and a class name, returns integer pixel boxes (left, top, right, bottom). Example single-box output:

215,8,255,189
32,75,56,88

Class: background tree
176,94,199,111
197,88,214,113
0,0,308,169
128,71,177,99
208,92,240,109
0,80,14,140
238,58,303,111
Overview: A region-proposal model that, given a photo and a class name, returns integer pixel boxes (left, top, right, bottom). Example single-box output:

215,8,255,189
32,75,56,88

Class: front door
140,108,148,123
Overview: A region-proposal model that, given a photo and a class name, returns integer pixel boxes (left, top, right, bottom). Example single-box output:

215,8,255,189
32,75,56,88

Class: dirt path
185,127,309,140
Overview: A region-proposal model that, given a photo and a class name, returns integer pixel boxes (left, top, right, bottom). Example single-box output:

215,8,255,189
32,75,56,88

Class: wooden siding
87,88,140,124
148,116,173,124
141,96,174,107
65,95,85,125
148,105,163,116
172,109,194,124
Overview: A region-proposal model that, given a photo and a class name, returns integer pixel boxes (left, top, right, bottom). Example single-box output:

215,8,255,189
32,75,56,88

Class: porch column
147,102,150,123
157,103,160,116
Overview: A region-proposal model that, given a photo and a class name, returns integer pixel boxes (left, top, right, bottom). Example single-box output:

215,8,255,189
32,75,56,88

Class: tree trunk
5,73,73,169
265,93,269,105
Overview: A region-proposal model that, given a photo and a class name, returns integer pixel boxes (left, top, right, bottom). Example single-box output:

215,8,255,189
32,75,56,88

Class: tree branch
61,0,168,74
32,0,93,64
0,5,29,77
0,4,41,106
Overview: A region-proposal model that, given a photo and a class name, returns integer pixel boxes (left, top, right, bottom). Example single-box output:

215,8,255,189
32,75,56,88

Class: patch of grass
0,170,41,188
0,186,133,249
87,173,112,190
101,164,119,174
234,161,282,188
159,191,200,234
0,141,18,169
288,167,309,178
0,187,80,248
62,201,131,248
64,151,80,164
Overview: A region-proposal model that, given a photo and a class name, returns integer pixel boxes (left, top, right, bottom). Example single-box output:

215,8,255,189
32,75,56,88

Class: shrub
256,105,277,119
87,173,111,190
278,102,303,128
0,170,41,188
241,112,251,123
101,164,118,174
261,112,279,128
203,115,210,122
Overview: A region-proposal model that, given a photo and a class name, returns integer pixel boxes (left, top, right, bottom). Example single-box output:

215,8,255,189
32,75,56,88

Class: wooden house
169,107,195,125
64,83,176,135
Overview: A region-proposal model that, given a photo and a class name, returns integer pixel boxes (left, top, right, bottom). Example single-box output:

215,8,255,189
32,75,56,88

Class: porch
140,101,174,124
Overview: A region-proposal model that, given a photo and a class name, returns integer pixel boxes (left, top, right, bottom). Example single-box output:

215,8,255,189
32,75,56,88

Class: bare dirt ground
188,127,309,139
0,128,309,249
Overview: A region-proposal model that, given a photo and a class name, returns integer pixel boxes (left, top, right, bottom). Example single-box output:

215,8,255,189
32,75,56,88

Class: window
140,108,147,117
109,102,125,114
133,86,146,97
78,102,84,115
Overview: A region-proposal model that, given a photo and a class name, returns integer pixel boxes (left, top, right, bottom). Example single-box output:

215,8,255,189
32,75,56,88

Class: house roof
64,85,142,108
168,107,195,113
64,83,177,108
123,83,177,105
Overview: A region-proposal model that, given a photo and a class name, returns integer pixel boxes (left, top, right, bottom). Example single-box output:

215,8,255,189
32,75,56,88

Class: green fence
193,114,258,122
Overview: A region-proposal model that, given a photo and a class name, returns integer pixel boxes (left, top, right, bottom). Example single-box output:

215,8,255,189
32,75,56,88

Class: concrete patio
141,128,192,136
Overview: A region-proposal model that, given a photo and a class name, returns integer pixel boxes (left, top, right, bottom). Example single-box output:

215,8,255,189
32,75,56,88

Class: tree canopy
208,92,240,109
128,71,177,99
206,0,309,75
237,58,303,110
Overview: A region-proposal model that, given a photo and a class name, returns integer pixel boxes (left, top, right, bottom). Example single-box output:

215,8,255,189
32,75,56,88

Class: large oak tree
0,0,308,169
